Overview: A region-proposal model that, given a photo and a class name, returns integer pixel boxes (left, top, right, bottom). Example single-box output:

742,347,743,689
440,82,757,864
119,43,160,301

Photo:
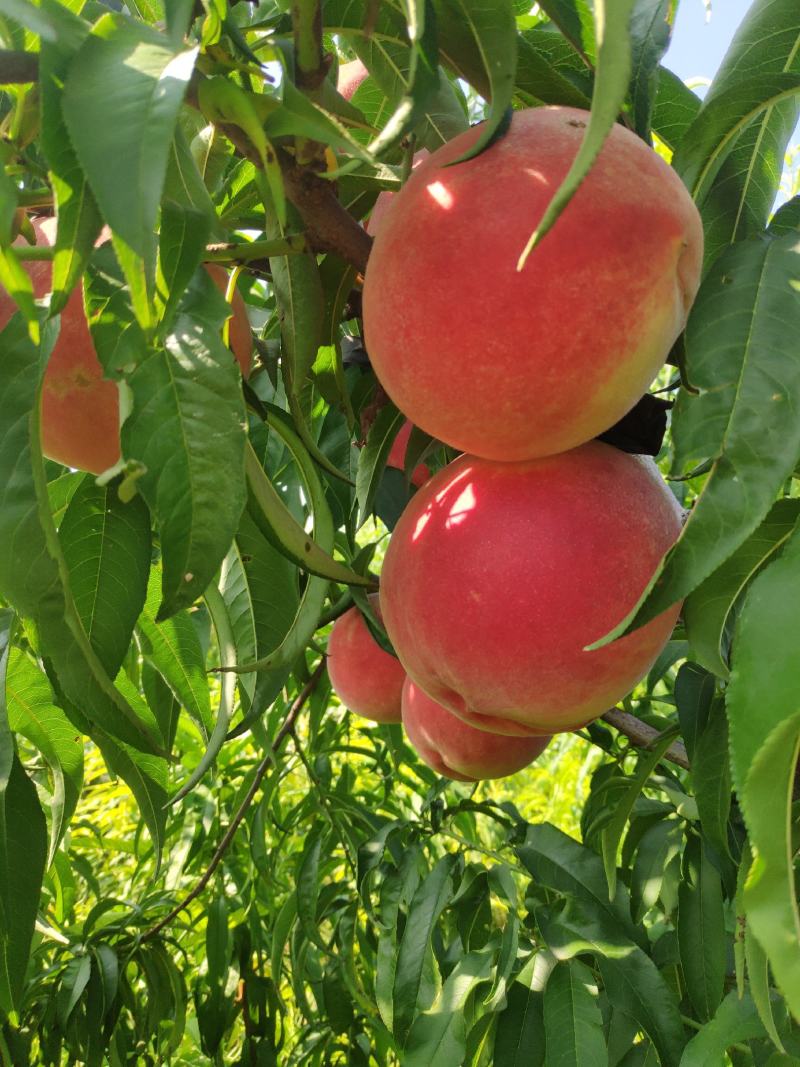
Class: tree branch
186,77,373,273
602,707,690,769
0,50,38,84
141,658,326,943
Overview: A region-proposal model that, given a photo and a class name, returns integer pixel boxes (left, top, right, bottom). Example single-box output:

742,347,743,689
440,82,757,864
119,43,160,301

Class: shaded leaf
543,958,607,1067
122,310,248,619
677,835,725,1021
0,755,47,1016
59,476,152,679
684,499,800,678
679,992,767,1067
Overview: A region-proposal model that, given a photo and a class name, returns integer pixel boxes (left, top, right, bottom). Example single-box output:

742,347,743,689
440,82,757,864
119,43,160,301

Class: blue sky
664,0,753,85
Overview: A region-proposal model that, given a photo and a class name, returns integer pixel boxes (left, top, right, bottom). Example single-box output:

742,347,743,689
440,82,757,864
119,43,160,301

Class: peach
327,594,405,723
337,58,368,101
367,150,430,238
362,106,703,462
386,419,430,488
0,218,253,474
379,440,683,736
402,678,550,781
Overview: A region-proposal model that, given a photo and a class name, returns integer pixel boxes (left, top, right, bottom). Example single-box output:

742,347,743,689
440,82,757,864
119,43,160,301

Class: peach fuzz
380,440,684,736
327,594,406,723
1,218,253,474
402,678,550,781
362,106,703,462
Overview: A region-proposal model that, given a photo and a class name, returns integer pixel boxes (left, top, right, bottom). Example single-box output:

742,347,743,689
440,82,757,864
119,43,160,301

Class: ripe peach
337,58,368,101
379,440,683,736
367,150,430,238
402,678,550,781
0,218,253,473
327,594,405,723
362,106,703,462
387,420,430,488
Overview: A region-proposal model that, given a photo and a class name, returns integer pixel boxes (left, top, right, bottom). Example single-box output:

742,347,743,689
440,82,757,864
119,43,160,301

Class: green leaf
543,958,607,1067
245,441,372,588
356,403,405,528
684,499,800,679
517,0,636,269
137,568,212,738
205,895,229,987
538,904,685,1067
6,649,83,864
94,731,168,869
596,231,800,642
517,823,645,950
393,853,459,1044
770,194,800,236
683,0,800,266
673,664,731,859
630,818,682,923
296,828,326,951
678,991,767,1067
628,0,673,141
493,974,546,1067
59,476,151,680
741,715,800,1022
163,126,220,229
600,730,679,900
155,204,211,332
230,510,300,721
673,73,800,209
745,922,786,1054
516,28,592,109
677,834,725,1021
403,946,496,1067
62,14,197,270
122,312,248,619
0,755,47,1017
218,541,257,713
651,67,701,151
726,528,800,794
431,0,517,157
38,10,104,315
536,0,595,65
726,531,800,1019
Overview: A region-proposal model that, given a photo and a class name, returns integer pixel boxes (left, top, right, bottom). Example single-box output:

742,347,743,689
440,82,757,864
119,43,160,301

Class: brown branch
186,76,373,273
602,707,690,769
275,145,373,272
0,50,38,84
141,659,326,943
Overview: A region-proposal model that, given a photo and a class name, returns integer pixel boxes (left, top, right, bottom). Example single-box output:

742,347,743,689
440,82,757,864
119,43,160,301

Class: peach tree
0,0,799,1063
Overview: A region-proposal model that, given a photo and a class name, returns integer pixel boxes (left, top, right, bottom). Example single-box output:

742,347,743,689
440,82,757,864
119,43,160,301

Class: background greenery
0,0,799,1063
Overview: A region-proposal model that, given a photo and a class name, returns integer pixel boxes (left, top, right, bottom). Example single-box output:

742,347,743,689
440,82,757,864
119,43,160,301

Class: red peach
337,58,368,102
1,218,253,474
379,440,683,736
367,150,430,238
402,678,550,781
327,594,406,723
387,420,430,488
362,106,703,462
